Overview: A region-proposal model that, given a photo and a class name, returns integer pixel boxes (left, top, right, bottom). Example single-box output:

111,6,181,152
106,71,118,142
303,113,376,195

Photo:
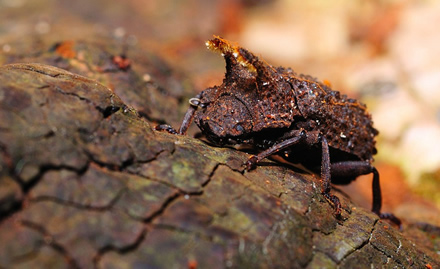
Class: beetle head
195,92,253,144
194,36,299,143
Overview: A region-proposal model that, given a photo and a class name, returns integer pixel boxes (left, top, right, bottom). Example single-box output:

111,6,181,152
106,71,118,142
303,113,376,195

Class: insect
157,36,400,225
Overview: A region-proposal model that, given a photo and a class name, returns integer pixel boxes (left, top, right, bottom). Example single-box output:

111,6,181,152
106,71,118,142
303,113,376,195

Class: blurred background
1,0,439,225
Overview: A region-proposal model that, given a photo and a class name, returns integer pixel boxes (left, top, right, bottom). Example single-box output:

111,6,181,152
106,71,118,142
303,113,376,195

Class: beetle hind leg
331,161,401,226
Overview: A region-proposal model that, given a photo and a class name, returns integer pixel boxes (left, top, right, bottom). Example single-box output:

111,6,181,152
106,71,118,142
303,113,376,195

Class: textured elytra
194,37,378,168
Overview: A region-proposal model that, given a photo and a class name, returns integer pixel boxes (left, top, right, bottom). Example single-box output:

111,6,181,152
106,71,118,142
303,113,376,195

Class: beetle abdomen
289,75,378,161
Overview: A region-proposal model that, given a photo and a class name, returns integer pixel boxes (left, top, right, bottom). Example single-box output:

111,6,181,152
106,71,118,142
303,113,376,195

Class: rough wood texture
0,63,439,268
0,39,193,129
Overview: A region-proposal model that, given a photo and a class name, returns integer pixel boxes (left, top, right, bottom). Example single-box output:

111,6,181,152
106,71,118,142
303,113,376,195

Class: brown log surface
0,62,439,268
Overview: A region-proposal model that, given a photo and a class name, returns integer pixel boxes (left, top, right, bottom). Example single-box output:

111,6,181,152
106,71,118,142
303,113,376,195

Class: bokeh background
1,0,439,225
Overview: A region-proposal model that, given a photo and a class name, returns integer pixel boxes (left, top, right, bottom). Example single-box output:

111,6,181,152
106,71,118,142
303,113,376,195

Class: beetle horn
206,36,257,73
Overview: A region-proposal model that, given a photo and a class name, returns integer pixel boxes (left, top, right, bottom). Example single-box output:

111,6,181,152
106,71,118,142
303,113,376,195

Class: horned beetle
157,36,400,226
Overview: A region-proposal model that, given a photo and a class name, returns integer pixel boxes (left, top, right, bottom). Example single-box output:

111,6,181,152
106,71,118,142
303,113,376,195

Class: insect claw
379,212,402,229
323,193,342,217
155,124,178,134
246,155,258,171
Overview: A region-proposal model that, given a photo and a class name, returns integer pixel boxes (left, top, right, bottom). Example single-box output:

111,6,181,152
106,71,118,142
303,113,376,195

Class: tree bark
0,61,439,268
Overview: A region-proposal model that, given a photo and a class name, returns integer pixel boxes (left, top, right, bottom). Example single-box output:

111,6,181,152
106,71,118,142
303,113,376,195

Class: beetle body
196,38,378,181
158,36,399,225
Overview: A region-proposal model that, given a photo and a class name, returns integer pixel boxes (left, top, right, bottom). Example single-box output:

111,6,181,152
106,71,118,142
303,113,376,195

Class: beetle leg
331,161,401,226
246,132,344,217
155,92,203,135
178,92,204,135
320,136,342,216
245,130,305,170
177,105,197,135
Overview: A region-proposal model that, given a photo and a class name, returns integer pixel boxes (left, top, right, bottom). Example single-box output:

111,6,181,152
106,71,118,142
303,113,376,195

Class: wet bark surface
1,62,439,268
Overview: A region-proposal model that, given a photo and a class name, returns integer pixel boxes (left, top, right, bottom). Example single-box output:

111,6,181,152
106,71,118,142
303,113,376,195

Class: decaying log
0,62,439,268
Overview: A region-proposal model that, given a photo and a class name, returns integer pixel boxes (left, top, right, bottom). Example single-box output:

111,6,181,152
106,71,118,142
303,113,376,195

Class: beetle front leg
155,92,203,135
